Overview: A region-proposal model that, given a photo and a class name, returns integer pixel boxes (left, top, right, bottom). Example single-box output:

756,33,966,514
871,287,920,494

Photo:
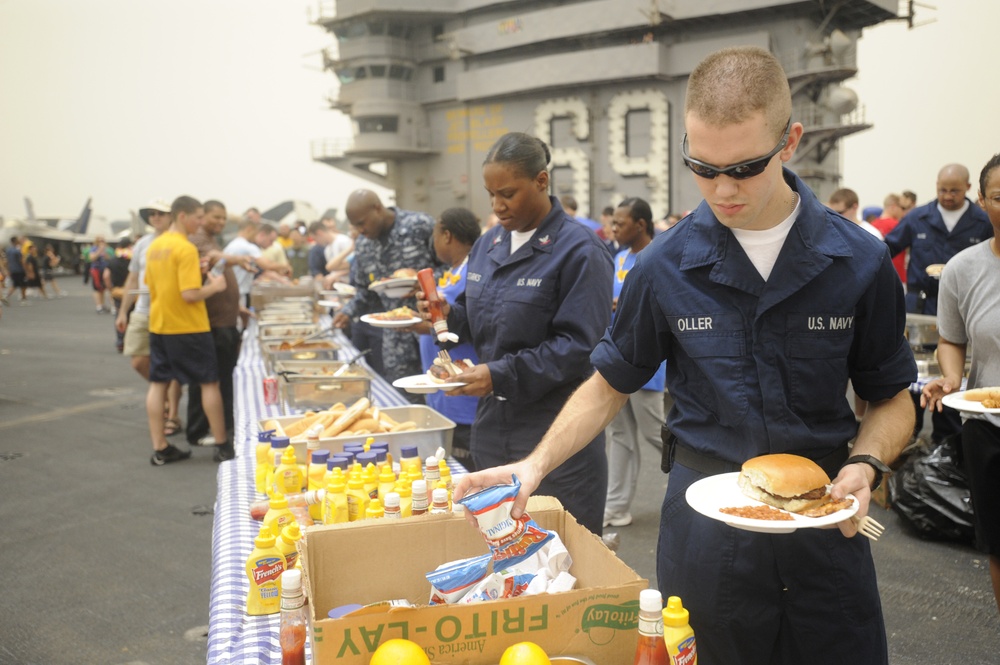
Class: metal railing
793,102,867,131
311,137,354,160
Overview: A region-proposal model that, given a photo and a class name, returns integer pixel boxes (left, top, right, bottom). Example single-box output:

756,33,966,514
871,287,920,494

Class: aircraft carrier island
310,0,903,219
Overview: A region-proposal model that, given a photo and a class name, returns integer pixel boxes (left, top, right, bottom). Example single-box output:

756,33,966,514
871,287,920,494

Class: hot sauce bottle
417,268,458,343
279,569,307,665
635,588,669,665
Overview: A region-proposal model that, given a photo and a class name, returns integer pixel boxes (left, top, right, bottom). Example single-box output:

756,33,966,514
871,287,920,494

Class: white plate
332,283,356,296
685,472,858,534
392,374,466,394
360,314,422,329
369,277,417,298
317,300,339,308
942,391,1000,415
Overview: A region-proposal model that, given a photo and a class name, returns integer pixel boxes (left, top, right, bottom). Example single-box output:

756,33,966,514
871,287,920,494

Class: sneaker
603,512,633,527
196,434,218,446
213,443,236,462
150,444,192,466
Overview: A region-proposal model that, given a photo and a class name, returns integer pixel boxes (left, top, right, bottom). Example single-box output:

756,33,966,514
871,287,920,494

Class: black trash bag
888,434,975,543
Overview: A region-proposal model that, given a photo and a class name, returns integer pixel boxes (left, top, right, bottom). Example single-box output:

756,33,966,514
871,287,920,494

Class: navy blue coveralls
448,198,613,535
592,170,916,664
883,198,991,315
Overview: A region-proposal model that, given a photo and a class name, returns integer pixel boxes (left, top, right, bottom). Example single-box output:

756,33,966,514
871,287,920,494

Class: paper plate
942,391,1000,415
392,374,466,394
685,472,858,534
369,277,417,298
360,314,422,329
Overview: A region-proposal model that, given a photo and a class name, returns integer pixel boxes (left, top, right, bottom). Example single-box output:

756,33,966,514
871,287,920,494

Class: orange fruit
499,641,552,665
369,638,431,665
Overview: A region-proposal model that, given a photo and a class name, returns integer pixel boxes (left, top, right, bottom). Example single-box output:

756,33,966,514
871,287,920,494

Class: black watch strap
842,454,891,491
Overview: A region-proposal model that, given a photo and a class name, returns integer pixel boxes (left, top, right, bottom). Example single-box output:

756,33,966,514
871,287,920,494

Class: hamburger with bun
737,453,833,514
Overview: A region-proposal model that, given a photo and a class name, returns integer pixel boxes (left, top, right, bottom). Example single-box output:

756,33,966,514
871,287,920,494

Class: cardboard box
301,497,647,664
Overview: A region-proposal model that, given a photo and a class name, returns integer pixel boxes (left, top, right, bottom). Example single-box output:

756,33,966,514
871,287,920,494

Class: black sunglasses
681,118,792,180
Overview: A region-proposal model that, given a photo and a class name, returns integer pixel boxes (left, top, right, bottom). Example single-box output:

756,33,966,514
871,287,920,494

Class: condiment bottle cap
639,588,663,613
662,595,690,627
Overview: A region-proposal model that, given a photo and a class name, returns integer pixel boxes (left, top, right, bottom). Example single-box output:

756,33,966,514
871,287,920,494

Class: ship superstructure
312,0,903,219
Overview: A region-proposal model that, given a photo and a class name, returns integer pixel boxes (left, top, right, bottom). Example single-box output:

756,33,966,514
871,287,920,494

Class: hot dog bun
426,358,475,384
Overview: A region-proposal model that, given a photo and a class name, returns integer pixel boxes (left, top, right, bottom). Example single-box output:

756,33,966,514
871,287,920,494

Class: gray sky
0,0,996,223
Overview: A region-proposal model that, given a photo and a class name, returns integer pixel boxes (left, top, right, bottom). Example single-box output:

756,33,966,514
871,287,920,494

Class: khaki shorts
123,310,150,357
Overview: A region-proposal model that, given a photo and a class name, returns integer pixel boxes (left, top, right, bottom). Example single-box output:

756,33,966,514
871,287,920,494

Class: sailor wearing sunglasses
454,46,916,665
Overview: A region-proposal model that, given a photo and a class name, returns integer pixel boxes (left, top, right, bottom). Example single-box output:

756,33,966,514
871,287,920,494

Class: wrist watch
842,454,891,491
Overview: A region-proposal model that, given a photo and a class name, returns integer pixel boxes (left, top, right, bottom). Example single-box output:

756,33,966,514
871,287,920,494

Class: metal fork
852,515,885,541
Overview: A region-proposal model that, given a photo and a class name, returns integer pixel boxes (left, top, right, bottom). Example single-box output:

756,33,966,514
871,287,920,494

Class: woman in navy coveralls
443,132,614,535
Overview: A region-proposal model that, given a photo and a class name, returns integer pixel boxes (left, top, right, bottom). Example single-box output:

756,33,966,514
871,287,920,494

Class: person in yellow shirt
144,196,229,465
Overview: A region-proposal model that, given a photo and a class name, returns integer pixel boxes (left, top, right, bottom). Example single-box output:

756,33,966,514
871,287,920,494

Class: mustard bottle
255,430,275,495
366,497,385,519
394,478,413,518
264,436,290,498
377,464,397,501
263,492,295,539
362,462,379,501
274,447,304,497
323,474,349,525
662,595,697,665
245,525,285,615
438,460,453,493
346,473,369,522
276,521,303,570
307,449,330,521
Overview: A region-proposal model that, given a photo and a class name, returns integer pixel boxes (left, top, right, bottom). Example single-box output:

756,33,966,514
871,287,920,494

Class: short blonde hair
685,46,791,139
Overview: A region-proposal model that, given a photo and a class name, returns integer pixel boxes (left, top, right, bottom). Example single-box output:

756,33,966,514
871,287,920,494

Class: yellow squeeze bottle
362,463,379,501
264,437,291,499
263,492,295,539
438,460,453,491
245,525,285,615
276,522,303,570
255,431,274,494
274,447,304,497
663,595,697,665
377,464,397,501
323,475,349,525
395,479,413,518
346,473,370,522
307,450,330,521
366,497,385,519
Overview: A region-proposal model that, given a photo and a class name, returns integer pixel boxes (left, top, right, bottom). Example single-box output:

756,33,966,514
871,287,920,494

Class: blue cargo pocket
676,332,749,427
786,333,852,419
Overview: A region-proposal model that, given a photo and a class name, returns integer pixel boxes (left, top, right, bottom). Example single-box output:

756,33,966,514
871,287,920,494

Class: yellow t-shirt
145,231,210,335
276,236,293,250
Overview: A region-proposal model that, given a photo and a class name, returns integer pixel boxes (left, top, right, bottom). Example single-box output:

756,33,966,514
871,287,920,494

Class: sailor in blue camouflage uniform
333,190,435,389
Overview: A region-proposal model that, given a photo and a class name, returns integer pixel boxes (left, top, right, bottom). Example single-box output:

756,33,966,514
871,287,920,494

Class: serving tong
333,348,372,376
285,328,332,348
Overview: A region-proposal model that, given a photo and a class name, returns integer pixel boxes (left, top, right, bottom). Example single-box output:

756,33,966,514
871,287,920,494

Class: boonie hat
139,198,171,223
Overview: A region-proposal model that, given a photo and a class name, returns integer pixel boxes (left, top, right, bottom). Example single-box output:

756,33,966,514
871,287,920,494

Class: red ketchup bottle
416,268,456,343
634,589,669,665
279,569,308,665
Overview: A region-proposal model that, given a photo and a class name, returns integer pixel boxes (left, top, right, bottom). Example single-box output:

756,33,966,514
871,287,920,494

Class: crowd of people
2,43,997,664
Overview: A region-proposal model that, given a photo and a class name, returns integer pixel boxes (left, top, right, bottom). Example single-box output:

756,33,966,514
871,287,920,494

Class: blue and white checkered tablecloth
206,324,455,664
